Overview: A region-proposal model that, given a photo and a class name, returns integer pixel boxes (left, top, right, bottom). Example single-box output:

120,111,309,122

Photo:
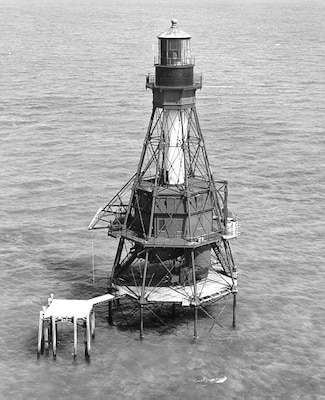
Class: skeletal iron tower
89,19,238,339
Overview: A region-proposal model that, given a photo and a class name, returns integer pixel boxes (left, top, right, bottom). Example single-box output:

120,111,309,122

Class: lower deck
114,270,233,306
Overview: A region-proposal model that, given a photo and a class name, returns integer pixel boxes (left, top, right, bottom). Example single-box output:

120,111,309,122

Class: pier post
91,311,95,338
52,316,57,358
44,324,49,351
37,311,43,357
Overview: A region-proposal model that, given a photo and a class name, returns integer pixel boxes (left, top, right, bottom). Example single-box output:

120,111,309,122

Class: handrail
146,73,202,89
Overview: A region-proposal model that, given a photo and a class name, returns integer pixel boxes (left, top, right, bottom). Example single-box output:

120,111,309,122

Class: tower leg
85,314,91,359
190,250,199,340
232,293,237,328
140,304,144,340
139,251,149,340
193,306,198,340
73,316,78,358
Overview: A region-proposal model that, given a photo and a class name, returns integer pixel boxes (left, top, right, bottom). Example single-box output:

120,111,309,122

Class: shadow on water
40,252,108,300
111,296,234,340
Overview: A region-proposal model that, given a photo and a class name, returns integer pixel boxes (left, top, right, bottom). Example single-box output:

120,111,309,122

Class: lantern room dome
158,19,191,39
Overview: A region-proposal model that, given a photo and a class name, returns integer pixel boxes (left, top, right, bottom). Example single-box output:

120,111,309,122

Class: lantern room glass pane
159,39,191,66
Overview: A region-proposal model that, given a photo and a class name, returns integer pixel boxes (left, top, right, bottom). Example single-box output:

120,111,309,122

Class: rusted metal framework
89,19,238,338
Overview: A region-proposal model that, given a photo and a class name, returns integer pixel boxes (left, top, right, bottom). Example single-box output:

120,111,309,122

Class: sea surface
0,0,324,399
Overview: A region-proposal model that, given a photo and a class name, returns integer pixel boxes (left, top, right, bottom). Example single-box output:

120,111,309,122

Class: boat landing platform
37,293,114,359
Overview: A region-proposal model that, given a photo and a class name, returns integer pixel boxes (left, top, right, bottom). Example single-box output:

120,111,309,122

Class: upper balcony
146,72,202,90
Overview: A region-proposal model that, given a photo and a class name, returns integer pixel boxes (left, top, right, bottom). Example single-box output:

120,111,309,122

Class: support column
140,304,144,340
44,323,49,351
139,251,149,340
232,266,238,328
191,250,199,340
232,293,237,328
194,306,198,340
37,311,44,357
52,316,57,358
91,311,96,338
73,316,78,358
84,315,91,359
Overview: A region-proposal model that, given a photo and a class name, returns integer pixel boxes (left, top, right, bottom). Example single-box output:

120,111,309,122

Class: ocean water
0,0,324,398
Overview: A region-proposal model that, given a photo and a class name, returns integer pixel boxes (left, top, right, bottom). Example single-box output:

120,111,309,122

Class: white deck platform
37,293,114,359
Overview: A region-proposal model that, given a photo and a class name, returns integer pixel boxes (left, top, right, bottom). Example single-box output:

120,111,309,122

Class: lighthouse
89,19,238,338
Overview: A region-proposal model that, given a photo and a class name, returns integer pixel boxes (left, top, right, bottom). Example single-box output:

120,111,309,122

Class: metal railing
146,73,202,88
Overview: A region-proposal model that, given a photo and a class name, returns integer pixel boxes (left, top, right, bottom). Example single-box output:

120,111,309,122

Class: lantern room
154,19,194,88
157,19,192,66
